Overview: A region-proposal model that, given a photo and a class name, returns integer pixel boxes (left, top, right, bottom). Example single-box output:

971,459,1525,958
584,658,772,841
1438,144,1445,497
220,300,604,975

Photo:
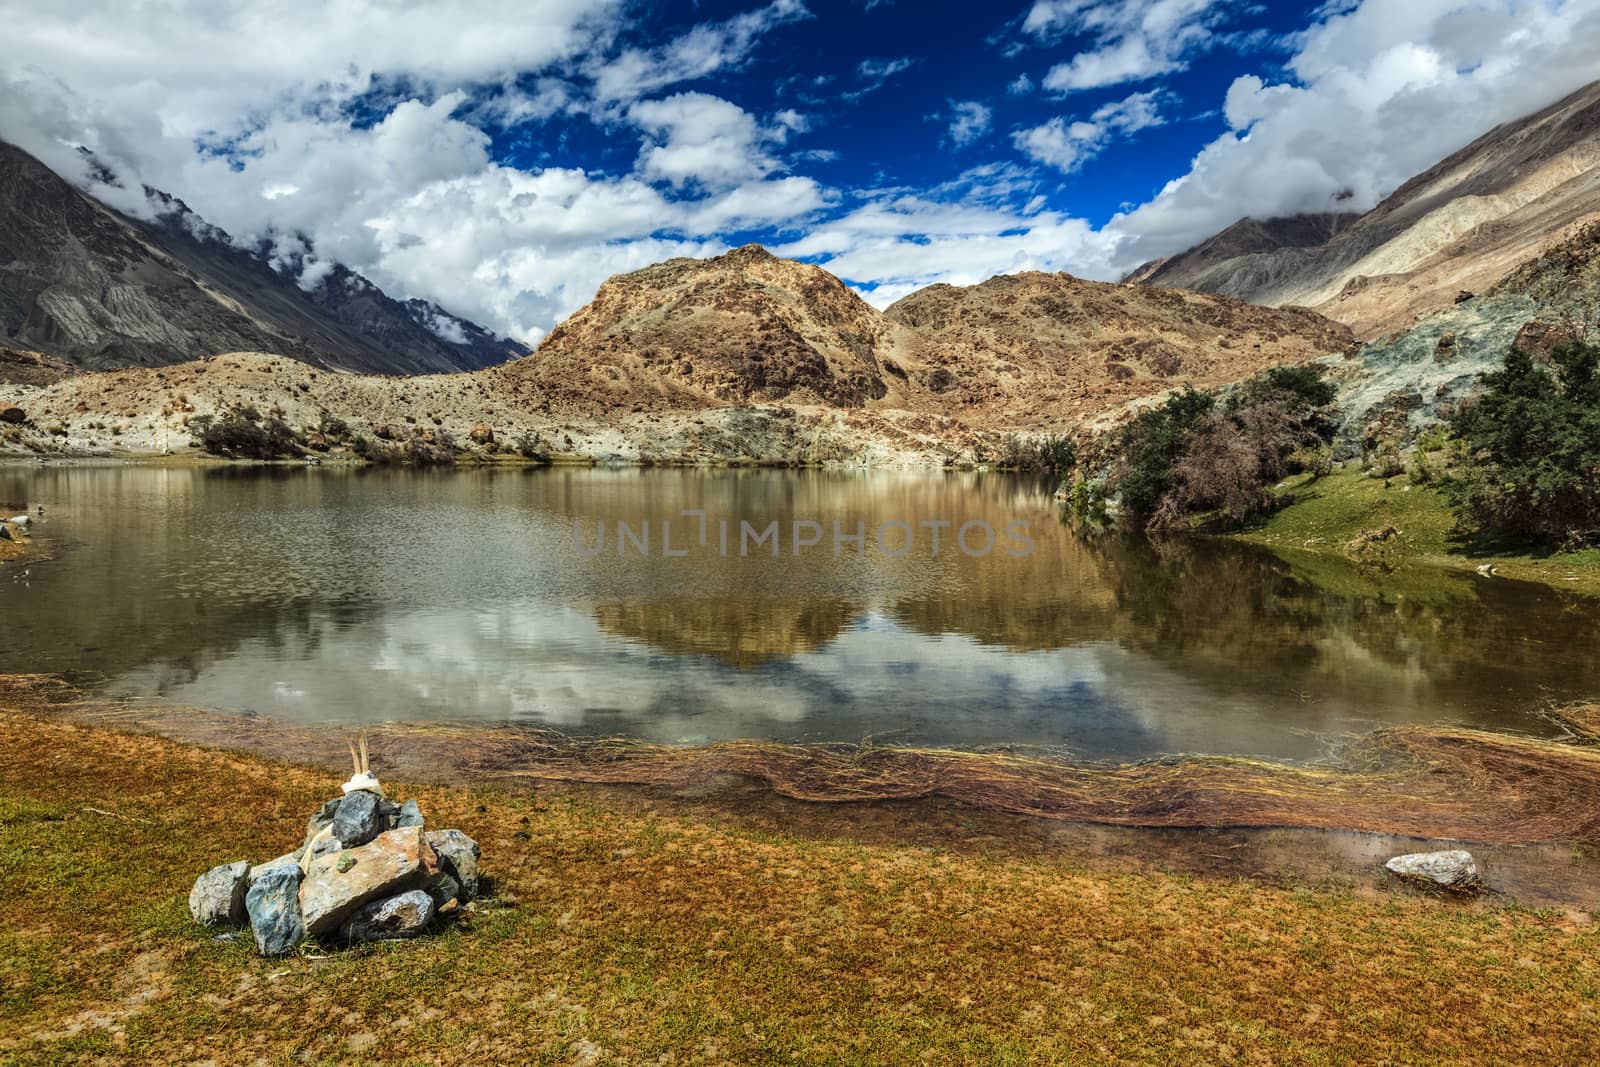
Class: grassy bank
1235,467,1600,596
5,711,1600,1063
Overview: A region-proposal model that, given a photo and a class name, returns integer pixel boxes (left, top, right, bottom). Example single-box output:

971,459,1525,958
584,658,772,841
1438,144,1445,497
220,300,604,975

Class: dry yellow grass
4,709,1600,1064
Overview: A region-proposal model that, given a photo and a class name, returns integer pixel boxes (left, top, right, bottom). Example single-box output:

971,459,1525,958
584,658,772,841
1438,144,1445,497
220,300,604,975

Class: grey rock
339,889,434,944
377,798,401,828
395,799,425,829
188,860,250,926
246,850,301,887
246,863,306,957
331,789,383,848
0,407,25,425
305,797,340,845
426,829,481,900
1384,849,1481,890
0,525,10,542
299,826,438,936
423,871,462,911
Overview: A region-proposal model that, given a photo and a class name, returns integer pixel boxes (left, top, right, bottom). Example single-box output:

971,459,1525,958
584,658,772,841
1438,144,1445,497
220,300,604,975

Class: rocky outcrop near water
1319,215,1600,451
189,788,482,957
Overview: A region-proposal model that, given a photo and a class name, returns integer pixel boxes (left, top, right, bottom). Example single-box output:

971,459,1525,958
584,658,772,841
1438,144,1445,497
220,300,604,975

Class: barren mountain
492,244,898,415
1135,79,1600,339
882,271,1354,427
0,140,526,373
1122,213,1358,287
495,246,1353,429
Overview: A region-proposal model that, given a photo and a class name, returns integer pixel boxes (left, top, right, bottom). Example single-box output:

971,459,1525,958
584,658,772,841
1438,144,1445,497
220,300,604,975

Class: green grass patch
1235,467,1600,597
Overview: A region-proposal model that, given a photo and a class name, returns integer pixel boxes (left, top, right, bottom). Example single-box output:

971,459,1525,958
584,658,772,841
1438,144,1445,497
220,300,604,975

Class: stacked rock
188,742,482,957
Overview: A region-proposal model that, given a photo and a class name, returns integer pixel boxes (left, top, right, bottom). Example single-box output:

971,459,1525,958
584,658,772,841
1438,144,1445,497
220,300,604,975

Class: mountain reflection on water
3,464,1597,761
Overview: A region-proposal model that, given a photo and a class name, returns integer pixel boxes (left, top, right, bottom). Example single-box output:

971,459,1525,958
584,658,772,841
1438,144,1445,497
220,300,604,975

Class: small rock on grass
246,864,306,957
189,860,250,925
1384,849,1481,891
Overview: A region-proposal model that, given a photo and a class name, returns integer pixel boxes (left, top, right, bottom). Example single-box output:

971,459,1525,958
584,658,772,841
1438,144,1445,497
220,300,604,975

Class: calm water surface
3,464,1597,762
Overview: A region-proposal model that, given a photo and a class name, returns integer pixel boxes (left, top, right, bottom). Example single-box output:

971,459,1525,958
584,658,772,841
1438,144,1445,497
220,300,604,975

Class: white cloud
1,0,1598,352
591,0,811,103
847,57,916,100
774,164,1121,304
1026,0,1234,93
0,0,829,345
630,92,780,189
1012,89,1166,173
1107,0,1600,269
946,101,993,147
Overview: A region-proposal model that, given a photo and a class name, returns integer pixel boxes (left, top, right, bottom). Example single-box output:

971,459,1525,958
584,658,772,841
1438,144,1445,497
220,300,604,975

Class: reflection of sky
8,465,1594,764
112,600,1366,761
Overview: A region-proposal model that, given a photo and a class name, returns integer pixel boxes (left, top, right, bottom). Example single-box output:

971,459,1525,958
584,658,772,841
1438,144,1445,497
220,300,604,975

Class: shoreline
1226,467,1600,598
11,674,1600,869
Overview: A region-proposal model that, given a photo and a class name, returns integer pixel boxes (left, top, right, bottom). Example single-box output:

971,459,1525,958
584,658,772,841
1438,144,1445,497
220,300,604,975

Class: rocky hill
0,141,526,374
883,271,1354,428
1134,79,1600,339
495,246,1353,430
492,245,900,416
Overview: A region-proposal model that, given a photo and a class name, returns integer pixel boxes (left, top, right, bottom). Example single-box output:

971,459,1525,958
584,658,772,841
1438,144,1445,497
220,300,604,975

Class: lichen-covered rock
331,789,383,848
189,860,250,925
426,829,481,900
340,889,435,944
300,826,439,935
246,863,306,957
1384,849,1481,890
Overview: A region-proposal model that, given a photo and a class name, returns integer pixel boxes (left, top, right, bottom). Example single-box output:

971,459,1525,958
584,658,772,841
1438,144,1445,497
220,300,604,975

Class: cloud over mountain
1,0,1595,342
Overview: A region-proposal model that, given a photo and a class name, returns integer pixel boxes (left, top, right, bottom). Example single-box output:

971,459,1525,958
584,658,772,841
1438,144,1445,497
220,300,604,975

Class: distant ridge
0,140,527,373
1131,79,1600,338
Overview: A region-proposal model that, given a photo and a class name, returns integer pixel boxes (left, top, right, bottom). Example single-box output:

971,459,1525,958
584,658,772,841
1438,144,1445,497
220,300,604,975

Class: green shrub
1448,341,1600,546
1107,365,1340,530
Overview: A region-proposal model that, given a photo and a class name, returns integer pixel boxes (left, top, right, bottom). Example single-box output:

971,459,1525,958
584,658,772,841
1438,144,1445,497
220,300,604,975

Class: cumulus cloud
1026,0,1235,92
1108,0,1600,269
631,92,780,188
1012,89,1166,173
946,101,993,147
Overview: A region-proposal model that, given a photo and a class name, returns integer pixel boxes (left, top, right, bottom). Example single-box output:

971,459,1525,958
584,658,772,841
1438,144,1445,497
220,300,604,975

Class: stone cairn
188,736,482,956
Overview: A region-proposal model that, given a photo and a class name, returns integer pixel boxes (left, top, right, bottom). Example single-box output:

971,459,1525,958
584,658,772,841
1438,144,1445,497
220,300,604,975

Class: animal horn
347,738,361,776
359,733,370,775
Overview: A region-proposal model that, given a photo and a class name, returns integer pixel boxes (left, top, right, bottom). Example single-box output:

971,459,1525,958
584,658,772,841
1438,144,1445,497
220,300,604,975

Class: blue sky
2,0,1598,342
506,0,1301,229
